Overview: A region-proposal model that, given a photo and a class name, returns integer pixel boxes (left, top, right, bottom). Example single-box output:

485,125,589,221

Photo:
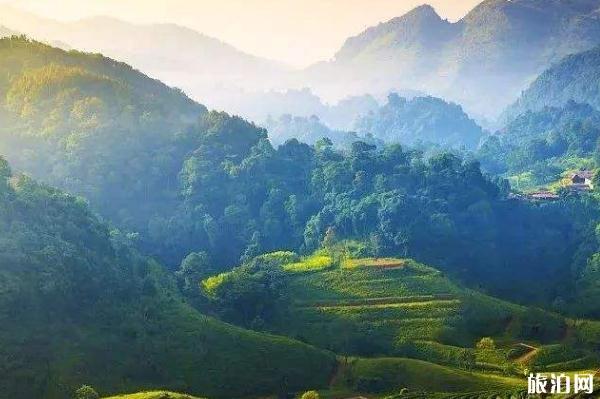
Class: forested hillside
354,94,484,149
504,45,600,120
0,5,289,111
480,101,600,180
0,156,335,398
2,37,600,309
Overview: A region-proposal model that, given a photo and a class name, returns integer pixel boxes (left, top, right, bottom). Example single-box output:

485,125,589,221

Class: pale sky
2,0,483,67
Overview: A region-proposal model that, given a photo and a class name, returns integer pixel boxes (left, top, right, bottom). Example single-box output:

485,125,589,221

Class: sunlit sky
2,0,483,67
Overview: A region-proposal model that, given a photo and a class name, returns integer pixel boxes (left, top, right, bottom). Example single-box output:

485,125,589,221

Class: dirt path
514,343,539,364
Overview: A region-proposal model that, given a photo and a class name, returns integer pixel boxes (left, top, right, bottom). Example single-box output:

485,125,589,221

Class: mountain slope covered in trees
354,94,484,149
0,157,335,399
504,45,600,120
481,101,600,180
304,0,600,119
3,37,600,312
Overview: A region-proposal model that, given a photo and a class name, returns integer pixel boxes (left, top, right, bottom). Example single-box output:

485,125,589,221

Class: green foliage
0,157,335,399
283,253,333,273
103,392,203,399
481,101,600,179
2,38,594,308
263,113,380,148
504,45,600,120
75,386,99,399
201,254,290,328
476,338,496,351
299,390,320,399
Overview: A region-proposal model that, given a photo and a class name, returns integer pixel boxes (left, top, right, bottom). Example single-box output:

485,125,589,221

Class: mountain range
303,0,600,119
7,1,600,124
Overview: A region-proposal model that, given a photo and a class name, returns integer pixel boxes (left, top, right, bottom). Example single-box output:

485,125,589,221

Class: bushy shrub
300,390,320,399
75,385,99,399
476,337,496,350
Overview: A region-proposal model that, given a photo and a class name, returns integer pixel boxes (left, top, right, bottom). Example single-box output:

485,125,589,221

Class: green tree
75,385,99,399
176,252,213,295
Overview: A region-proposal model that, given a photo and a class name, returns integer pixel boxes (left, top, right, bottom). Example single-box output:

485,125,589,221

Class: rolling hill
0,158,336,399
303,0,600,119
275,256,577,354
201,250,600,396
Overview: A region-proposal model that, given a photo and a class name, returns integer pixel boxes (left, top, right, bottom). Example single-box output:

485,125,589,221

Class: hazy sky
2,0,483,67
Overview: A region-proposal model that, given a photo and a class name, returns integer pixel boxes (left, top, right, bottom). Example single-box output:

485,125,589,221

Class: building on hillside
570,170,595,190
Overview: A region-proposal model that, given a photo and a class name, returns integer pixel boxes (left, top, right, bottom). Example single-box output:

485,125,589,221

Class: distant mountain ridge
0,5,289,110
304,0,600,119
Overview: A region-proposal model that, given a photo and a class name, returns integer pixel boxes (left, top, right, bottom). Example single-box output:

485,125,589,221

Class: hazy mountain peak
403,4,442,20
334,3,451,62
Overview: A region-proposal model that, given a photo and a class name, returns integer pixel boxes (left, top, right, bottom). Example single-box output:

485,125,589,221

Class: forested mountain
0,5,288,110
354,94,484,149
5,37,600,311
504,45,600,120
304,0,600,119
0,37,208,262
481,101,600,179
0,157,334,398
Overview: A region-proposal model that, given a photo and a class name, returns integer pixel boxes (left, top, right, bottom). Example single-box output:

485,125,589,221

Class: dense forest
2,37,599,310
479,101,600,183
0,155,335,398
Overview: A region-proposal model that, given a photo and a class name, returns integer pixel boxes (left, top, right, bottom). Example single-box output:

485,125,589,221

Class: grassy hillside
199,250,597,381
0,158,335,399
275,256,569,353
339,357,523,395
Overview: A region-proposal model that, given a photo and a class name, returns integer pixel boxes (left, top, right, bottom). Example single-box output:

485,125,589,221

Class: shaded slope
0,159,335,399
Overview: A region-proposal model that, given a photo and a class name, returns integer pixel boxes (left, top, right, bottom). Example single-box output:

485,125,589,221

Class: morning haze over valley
3,1,600,398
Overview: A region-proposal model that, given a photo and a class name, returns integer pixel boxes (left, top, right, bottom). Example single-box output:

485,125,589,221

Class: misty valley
3,1,600,398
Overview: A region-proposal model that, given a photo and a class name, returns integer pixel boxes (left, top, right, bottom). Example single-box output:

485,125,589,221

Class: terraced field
271,255,600,378
277,258,538,353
